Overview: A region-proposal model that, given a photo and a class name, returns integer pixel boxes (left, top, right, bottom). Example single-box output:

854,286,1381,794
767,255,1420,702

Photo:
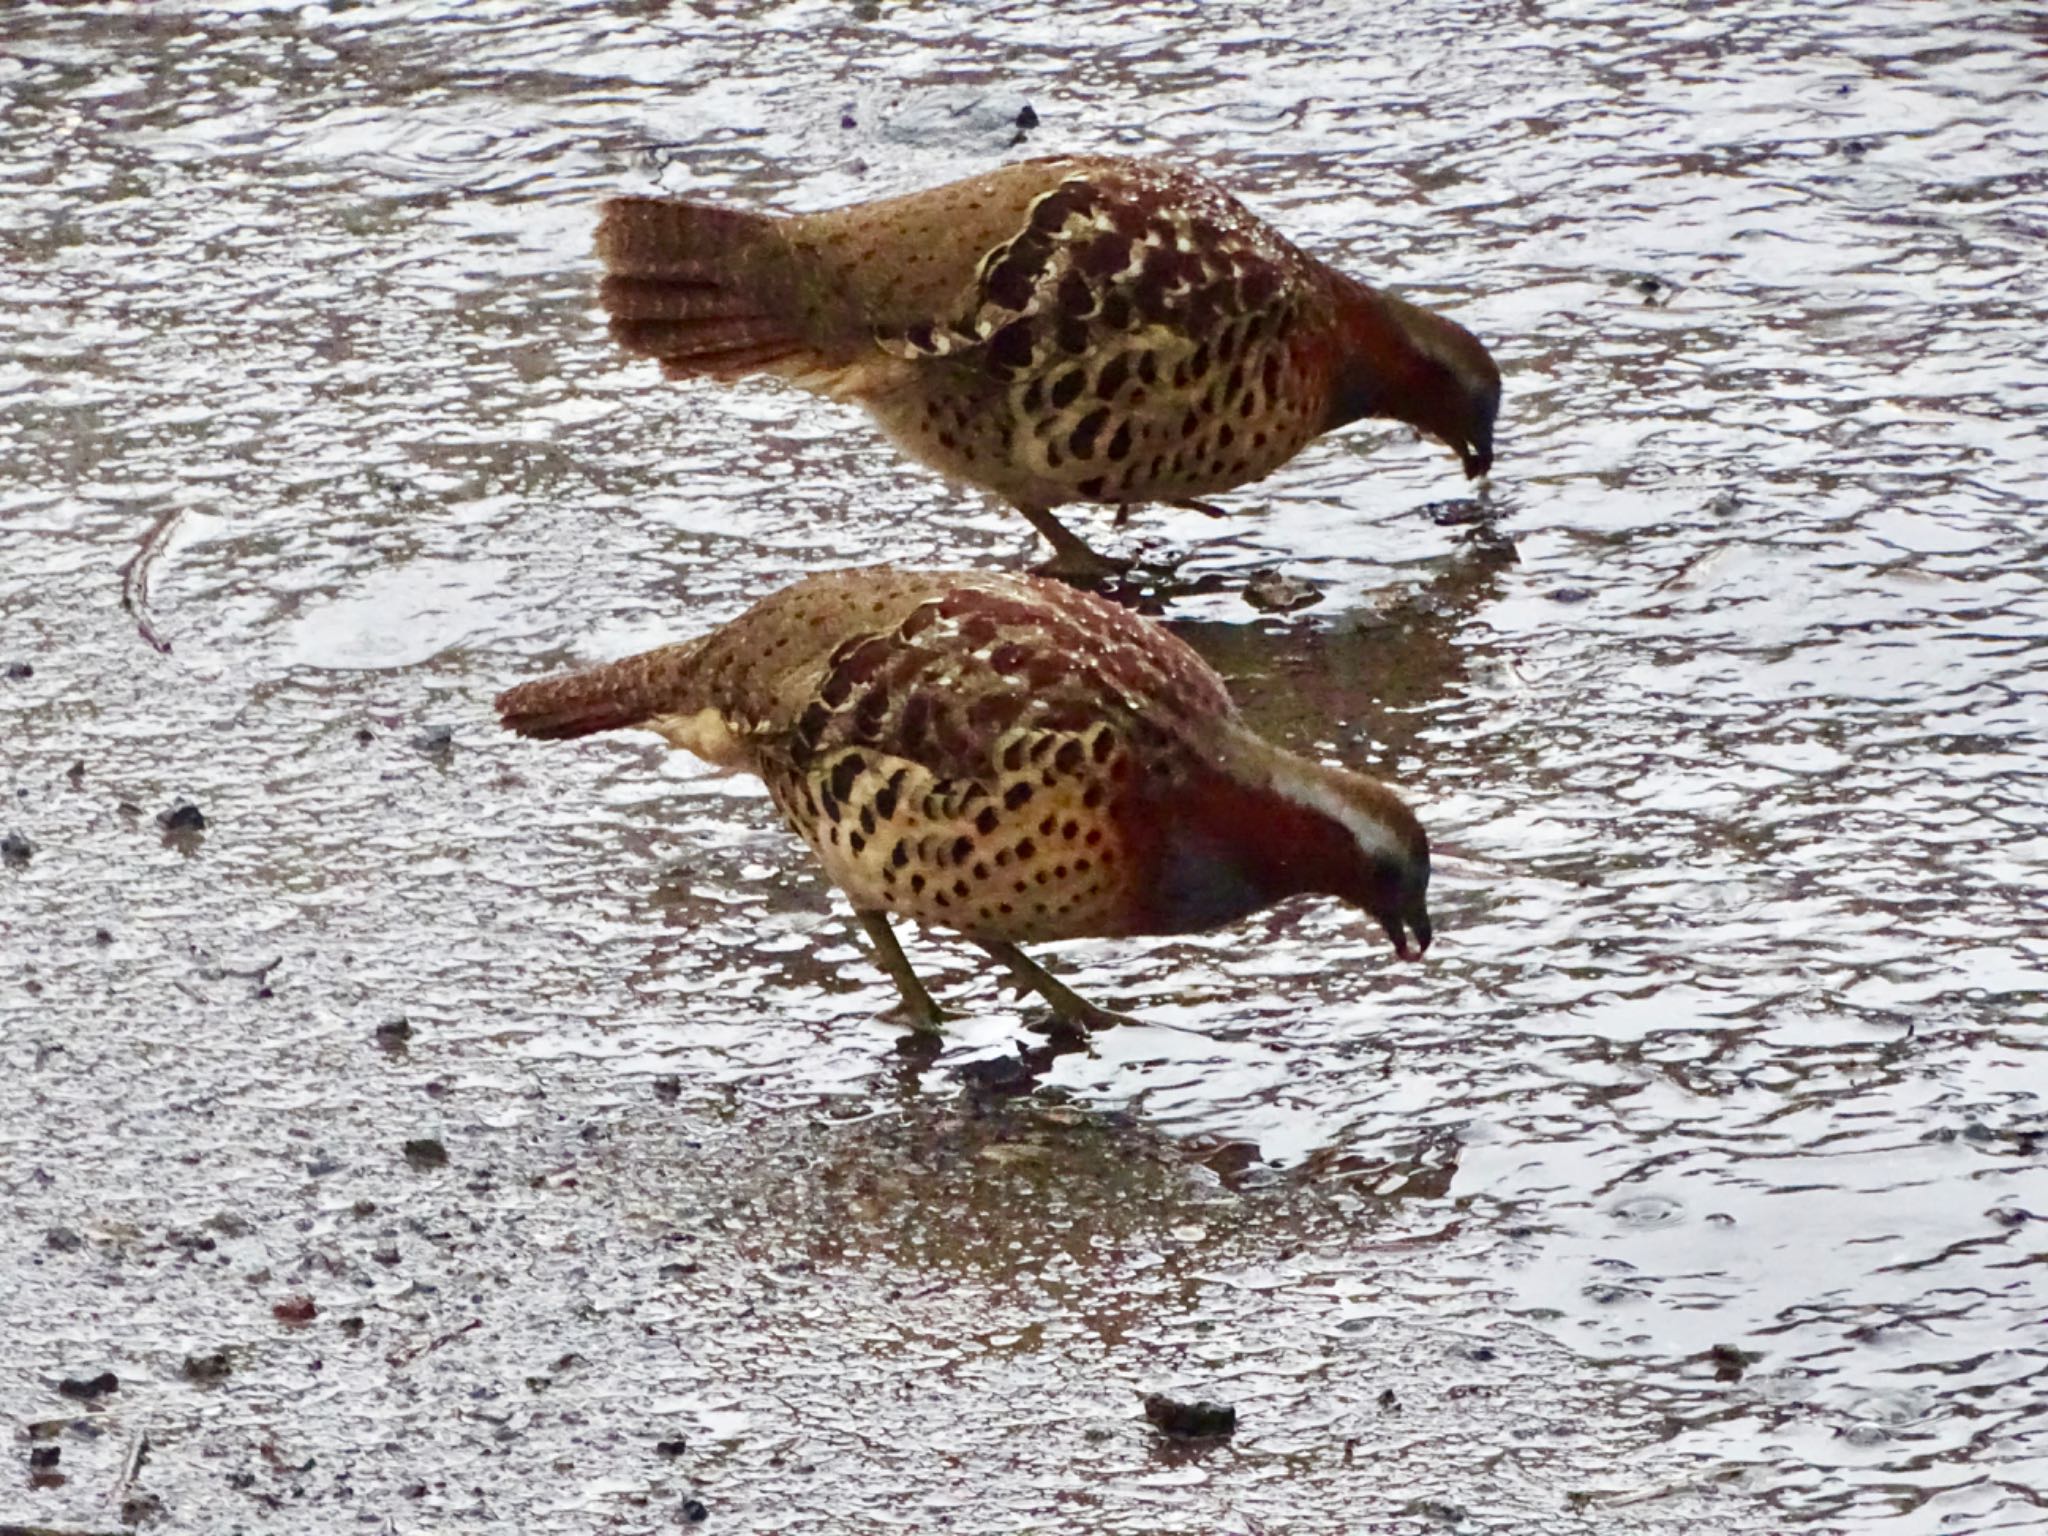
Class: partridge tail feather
495,639,712,742
596,197,806,377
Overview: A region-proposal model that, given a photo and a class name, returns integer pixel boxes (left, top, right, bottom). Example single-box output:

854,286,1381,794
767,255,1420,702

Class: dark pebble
273,1294,318,1326
66,761,85,787
411,724,455,758
957,1053,1041,1098
45,1226,84,1252
840,112,857,130
653,1074,682,1103
1423,497,1490,526
403,1137,448,1170
1142,1392,1235,1439
2,831,32,869
57,1371,119,1401
1377,1386,1400,1411
656,1437,688,1458
1242,567,1324,613
1708,1342,1755,1382
5,660,31,679
29,1444,60,1468
375,1018,414,1052
681,1497,709,1523
157,802,206,832
94,927,113,945
1015,103,1038,130
121,1492,165,1524
1549,587,1594,604
338,1316,365,1337
182,1350,233,1385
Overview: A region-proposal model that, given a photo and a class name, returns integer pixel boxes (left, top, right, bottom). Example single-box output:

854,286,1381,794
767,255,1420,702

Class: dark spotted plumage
496,567,1432,1031
596,157,1501,576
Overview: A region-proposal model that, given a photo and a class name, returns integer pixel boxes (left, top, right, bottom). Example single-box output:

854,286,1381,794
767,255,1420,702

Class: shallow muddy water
3,2,2044,1532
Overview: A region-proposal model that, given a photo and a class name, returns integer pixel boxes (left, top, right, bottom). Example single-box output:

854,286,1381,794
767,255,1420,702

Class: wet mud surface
3,2,2044,1532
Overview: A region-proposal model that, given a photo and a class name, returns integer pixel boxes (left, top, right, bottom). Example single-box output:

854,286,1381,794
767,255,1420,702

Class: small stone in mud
411,724,455,759
158,801,206,832
273,1294,318,1326
1378,1386,1401,1411
653,1074,682,1103
1424,497,1490,526
374,1018,413,1053
1549,587,1594,605
45,1225,84,1252
182,1350,232,1386
1242,568,1324,613
1708,1343,1758,1381
656,1437,688,1458
403,1137,448,1170
67,760,86,787
1142,1393,1235,1440
2,831,33,869
681,1497,709,1523
338,1316,365,1337
58,1370,120,1401
122,1491,165,1525
957,1053,1042,1098
5,660,31,679
29,1444,60,1468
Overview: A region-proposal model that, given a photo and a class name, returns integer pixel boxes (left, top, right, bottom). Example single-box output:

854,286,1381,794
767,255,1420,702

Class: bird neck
1133,735,1408,935
1320,274,1459,437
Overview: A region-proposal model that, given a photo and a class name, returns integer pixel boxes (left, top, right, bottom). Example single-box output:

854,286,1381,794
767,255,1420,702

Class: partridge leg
1014,503,1131,583
856,910,947,1032
977,940,1135,1033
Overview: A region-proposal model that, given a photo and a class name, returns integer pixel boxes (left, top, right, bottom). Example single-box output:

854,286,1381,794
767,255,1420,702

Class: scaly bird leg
1014,503,1132,583
976,940,1135,1034
856,910,947,1032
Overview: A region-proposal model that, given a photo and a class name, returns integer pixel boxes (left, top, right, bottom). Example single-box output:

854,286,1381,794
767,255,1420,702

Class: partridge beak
1377,903,1434,962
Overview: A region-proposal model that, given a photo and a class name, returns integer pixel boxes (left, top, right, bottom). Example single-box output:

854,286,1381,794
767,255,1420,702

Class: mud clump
182,1350,233,1386
57,1370,119,1401
1143,1393,1236,1440
1243,568,1324,613
403,1137,448,1170
2,831,32,869
157,801,206,832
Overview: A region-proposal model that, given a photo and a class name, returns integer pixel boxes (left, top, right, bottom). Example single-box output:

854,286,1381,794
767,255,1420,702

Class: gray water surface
3,2,2045,1532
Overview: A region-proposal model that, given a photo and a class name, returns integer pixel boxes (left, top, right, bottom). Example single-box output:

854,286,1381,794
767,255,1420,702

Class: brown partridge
496,567,1431,1032
596,155,1501,578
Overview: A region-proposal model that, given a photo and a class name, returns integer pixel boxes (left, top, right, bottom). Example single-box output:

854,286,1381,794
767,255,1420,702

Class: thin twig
114,1428,151,1495
386,1317,481,1368
117,507,184,655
